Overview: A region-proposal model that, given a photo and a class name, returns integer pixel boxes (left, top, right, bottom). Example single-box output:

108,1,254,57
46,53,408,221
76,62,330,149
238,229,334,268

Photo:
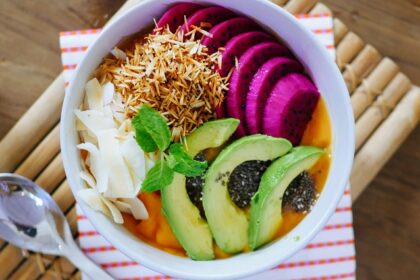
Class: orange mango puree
123,98,332,257
123,193,185,256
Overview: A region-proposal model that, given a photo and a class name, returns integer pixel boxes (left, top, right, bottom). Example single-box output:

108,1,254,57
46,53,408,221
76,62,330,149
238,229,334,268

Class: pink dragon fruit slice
156,3,202,32
262,73,320,145
202,17,260,54
246,57,303,134
226,42,292,136
180,6,236,34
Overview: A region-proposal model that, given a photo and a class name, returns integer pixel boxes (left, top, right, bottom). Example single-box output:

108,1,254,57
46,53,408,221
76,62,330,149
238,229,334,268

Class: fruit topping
263,73,320,145
202,17,261,54
181,6,236,34
156,3,202,32
246,57,303,134
227,42,292,136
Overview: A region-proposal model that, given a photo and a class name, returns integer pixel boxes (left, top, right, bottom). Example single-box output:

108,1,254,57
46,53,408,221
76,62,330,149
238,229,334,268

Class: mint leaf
132,105,171,152
133,121,158,152
167,143,208,177
142,160,174,192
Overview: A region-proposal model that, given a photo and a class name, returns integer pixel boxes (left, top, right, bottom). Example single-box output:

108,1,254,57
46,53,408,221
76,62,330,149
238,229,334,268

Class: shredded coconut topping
96,26,228,141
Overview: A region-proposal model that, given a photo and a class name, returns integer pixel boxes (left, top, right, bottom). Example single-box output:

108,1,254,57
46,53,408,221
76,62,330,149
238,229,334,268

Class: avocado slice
161,118,239,260
248,146,324,250
202,135,292,253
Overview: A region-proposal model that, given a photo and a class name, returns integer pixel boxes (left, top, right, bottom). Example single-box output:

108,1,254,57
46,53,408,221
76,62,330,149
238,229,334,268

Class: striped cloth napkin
60,13,356,280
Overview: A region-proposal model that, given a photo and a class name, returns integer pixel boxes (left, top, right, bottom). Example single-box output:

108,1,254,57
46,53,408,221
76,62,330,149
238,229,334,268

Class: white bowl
61,0,355,279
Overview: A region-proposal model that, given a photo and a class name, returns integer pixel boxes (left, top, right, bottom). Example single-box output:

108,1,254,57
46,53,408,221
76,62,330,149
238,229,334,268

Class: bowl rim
60,0,355,279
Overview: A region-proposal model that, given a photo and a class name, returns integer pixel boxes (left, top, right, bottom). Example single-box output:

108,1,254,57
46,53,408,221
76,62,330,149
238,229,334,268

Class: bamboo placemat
0,0,419,279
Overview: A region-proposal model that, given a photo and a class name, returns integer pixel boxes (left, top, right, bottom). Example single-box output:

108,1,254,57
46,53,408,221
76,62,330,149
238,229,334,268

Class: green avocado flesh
160,118,239,260
184,118,240,156
248,146,324,250
203,135,292,253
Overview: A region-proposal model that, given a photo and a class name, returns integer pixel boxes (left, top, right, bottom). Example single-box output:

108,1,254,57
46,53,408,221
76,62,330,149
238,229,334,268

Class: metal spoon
0,173,112,279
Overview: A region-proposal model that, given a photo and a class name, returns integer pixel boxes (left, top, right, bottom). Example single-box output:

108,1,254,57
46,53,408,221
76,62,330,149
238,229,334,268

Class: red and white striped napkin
60,13,356,280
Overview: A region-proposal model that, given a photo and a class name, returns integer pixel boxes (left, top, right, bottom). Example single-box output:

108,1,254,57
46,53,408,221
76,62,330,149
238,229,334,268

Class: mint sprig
167,143,208,177
132,106,208,192
141,160,174,193
132,104,171,152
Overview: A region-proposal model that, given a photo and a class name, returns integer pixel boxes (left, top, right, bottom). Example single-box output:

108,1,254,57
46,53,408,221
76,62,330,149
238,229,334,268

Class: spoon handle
62,238,113,280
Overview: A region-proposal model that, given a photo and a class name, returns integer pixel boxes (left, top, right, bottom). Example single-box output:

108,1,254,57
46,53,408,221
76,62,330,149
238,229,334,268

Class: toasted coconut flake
111,47,127,60
96,27,228,140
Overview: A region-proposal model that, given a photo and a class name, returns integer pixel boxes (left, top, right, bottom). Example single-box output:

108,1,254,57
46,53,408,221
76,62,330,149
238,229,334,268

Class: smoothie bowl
60,0,354,279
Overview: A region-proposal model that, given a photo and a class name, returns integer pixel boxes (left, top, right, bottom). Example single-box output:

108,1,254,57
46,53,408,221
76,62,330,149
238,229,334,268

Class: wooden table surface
0,0,419,279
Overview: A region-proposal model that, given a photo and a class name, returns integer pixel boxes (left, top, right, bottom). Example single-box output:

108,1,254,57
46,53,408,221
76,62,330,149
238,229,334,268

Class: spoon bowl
0,173,112,279
0,173,68,255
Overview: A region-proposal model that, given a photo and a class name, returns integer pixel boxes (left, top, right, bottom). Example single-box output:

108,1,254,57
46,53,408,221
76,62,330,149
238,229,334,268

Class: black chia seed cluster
227,160,271,208
282,171,316,212
186,152,207,217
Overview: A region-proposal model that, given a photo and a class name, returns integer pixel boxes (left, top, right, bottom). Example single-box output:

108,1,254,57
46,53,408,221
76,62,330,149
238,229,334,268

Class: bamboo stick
0,74,65,172
351,87,420,201
355,73,411,150
343,45,382,93
309,3,331,14
18,154,65,192
284,0,318,14
14,125,60,179
351,58,399,119
334,19,348,45
71,270,82,280
336,32,365,70
10,237,77,280
0,245,25,279
41,255,77,280
271,0,289,6
54,182,75,212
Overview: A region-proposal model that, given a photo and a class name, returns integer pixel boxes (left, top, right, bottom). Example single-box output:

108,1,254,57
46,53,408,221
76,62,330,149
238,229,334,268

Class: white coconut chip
120,133,146,191
113,198,149,220
77,143,109,193
74,109,115,138
101,197,124,224
110,93,126,123
79,170,96,189
80,129,97,145
85,78,104,112
97,129,135,198
103,105,114,119
120,198,149,220
102,81,115,105
78,189,110,216
111,47,127,60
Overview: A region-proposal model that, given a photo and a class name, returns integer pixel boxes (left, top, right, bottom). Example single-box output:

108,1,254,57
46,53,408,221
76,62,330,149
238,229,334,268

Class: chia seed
282,171,316,212
186,152,207,217
227,160,271,208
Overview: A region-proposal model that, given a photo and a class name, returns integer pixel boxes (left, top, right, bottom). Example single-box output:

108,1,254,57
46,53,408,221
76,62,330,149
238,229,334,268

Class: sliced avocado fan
248,146,324,250
160,118,239,260
203,135,292,254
